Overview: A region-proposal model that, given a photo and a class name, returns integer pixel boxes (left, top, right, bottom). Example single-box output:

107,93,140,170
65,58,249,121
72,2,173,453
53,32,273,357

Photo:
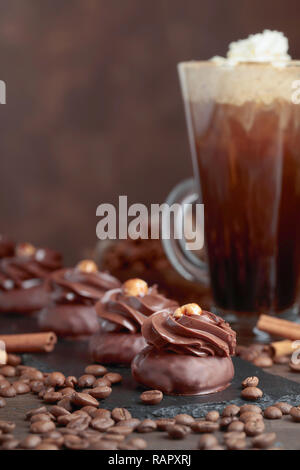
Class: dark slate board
21,338,300,419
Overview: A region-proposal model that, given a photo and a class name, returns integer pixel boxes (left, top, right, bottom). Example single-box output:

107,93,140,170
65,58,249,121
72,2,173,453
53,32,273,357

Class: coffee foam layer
178,61,300,106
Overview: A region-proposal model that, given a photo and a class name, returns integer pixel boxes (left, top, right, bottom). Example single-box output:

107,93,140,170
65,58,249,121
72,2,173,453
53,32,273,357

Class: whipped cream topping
211,30,291,66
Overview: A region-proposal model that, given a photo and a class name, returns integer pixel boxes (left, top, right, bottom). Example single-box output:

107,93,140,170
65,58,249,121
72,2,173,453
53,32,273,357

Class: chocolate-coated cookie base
132,346,234,396
89,332,147,365
38,304,100,338
0,285,50,315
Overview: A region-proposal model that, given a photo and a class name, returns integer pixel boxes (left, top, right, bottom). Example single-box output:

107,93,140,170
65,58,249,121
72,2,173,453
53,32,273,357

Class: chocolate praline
0,244,62,314
38,262,121,338
89,279,178,365
131,305,236,395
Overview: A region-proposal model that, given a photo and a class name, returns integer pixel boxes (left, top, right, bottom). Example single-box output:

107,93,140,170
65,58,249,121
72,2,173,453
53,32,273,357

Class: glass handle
162,178,209,285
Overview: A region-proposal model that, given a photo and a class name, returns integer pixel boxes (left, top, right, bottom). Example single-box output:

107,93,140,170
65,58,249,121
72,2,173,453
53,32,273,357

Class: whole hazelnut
123,279,148,297
76,260,98,273
16,243,36,257
174,303,202,319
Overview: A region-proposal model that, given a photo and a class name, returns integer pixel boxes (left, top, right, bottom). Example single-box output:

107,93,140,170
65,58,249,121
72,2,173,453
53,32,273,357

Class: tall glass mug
164,61,300,321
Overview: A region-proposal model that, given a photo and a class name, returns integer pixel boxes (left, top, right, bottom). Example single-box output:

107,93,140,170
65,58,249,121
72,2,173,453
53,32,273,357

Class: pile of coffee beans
0,356,299,450
236,344,294,370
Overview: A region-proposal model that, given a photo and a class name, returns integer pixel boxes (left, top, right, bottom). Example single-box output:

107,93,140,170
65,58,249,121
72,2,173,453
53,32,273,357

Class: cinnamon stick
270,340,297,358
0,332,57,353
256,314,300,341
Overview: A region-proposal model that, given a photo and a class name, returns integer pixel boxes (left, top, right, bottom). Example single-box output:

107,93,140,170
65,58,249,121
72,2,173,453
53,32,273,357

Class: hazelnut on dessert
122,278,148,297
15,242,36,257
76,259,98,273
173,303,202,319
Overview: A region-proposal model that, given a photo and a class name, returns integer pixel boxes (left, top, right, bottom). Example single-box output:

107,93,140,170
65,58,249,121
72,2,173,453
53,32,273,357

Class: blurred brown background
0,0,299,264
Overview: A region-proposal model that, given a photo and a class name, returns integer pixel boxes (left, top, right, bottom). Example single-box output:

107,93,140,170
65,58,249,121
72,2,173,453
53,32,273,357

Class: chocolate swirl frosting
142,309,236,357
49,267,121,305
96,285,178,334
0,248,62,292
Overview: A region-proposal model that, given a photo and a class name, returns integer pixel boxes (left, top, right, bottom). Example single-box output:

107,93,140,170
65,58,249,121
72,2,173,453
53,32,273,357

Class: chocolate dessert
89,278,178,365
0,243,62,314
0,235,14,259
132,303,236,395
38,260,121,338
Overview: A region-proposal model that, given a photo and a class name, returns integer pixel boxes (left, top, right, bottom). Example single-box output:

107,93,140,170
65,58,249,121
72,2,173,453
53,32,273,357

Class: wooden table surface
1,312,300,450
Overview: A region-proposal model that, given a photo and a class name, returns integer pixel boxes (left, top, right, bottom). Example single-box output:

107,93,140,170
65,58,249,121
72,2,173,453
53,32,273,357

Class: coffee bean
64,435,89,450
198,434,219,449
253,355,273,368
64,376,78,388
45,372,65,388
30,413,53,423
60,387,75,397
91,417,115,432
0,379,10,390
116,418,140,429
6,354,21,367
57,397,73,412
117,443,136,450
43,391,63,403
35,442,59,450
191,421,219,433
21,369,44,381
0,421,15,433
205,411,220,422
20,434,42,449
228,421,245,432
209,445,225,450
104,372,122,384
0,366,16,377
102,434,125,443
85,364,107,376
71,392,99,408
252,432,276,449
224,431,246,442
78,374,96,388
240,412,264,423
241,387,263,401
226,437,246,450
290,406,300,422
81,406,98,417
1,439,19,450
127,438,147,449
0,433,14,443
88,386,112,399
219,417,234,429
264,406,282,420
242,376,259,388
108,426,133,436
156,418,175,431
66,415,91,432
30,380,44,394
140,389,163,405
30,420,56,434
112,408,132,422
274,402,292,415
0,386,16,397
12,381,30,394
137,419,157,433
0,397,6,408
26,406,48,419
274,356,290,365
222,405,240,417
240,404,262,415
93,409,111,419
244,420,265,436
43,431,64,448
175,414,195,426
167,424,187,439
93,377,111,388
90,440,117,450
